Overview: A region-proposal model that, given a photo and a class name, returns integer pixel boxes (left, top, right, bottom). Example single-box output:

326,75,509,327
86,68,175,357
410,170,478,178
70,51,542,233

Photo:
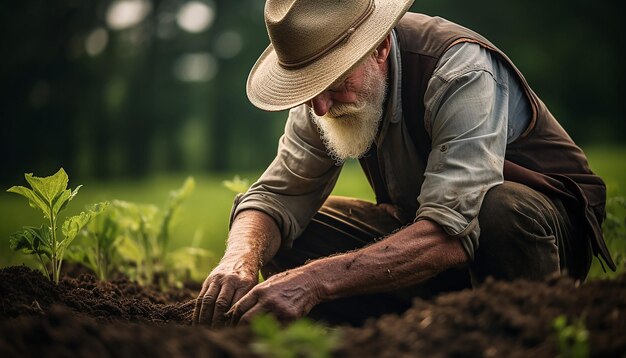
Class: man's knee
473,182,560,282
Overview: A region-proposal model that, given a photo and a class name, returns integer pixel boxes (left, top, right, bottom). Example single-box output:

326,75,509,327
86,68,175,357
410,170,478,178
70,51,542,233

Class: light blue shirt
417,40,530,257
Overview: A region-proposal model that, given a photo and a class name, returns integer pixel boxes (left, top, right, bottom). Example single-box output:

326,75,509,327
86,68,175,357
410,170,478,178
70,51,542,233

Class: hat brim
247,0,415,112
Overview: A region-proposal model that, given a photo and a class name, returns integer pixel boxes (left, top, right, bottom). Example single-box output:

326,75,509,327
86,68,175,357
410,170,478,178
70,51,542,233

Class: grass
1,145,624,280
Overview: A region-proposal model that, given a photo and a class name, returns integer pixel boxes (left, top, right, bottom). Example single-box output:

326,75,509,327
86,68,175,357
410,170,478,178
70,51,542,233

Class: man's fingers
192,283,210,325
198,282,221,325
238,305,263,326
211,285,236,328
231,287,248,307
227,291,258,326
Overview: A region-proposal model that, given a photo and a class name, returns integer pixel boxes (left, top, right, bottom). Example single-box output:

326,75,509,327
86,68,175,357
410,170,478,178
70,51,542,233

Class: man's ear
374,33,392,64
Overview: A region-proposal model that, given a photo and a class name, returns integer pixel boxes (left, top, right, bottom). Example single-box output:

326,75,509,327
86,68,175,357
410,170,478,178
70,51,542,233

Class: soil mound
1,266,625,357
337,275,626,357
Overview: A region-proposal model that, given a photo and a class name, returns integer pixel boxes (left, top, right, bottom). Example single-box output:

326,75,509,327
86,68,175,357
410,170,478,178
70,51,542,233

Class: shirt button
440,144,448,152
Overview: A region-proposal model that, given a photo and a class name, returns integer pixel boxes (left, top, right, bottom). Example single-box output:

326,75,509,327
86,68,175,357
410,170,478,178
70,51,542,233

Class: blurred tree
0,0,623,183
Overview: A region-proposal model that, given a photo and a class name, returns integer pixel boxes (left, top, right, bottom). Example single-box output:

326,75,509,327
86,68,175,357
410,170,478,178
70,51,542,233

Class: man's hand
192,259,258,327
191,210,282,328
227,219,468,326
227,269,323,325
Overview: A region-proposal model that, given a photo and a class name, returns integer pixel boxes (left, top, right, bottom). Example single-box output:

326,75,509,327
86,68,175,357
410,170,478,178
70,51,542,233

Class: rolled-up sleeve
417,44,509,259
230,105,340,248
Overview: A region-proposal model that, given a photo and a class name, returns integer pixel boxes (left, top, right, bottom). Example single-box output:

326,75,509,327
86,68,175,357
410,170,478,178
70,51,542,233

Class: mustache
327,101,368,119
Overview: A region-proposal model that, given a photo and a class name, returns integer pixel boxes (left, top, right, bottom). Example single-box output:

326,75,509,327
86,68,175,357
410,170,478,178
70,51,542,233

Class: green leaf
167,177,195,207
251,315,340,358
24,168,69,206
10,226,52,257
61,202,109,244
112,200,158,232
166,247,214,281
54,185,82,217
7,169,77,219
158,177,196,252
65,245,88,264
116,235,144,263
6,185,50,218
251,314,281,339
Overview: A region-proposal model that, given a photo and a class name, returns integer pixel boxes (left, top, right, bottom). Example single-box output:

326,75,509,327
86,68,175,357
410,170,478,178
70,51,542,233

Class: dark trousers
261,181,592,325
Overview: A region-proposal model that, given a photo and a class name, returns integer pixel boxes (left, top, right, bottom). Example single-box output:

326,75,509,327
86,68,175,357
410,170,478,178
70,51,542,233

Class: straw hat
246,0,415,111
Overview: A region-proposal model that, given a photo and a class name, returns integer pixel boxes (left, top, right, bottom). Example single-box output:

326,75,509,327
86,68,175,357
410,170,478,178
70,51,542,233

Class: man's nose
310,91,333,116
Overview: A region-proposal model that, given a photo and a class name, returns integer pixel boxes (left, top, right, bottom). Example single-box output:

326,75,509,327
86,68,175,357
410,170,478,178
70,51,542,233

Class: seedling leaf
61,202,109,247
116,235,144,263
10,226,51,257
55,185,82,216
7,168,78,220
24,168,68,206
6,185,50,218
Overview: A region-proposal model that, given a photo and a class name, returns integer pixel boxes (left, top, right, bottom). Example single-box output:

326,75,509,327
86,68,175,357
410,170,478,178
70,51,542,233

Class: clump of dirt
0,265,195,323
337,275,626,357
1,265,625,357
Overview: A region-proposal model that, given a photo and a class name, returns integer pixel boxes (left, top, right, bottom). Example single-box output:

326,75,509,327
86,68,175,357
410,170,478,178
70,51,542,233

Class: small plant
603,196,626,274
588,195,626,279
7,168,108,284
553,314,589,358
66,206,123,281
250,314,341,358
108,177,213,288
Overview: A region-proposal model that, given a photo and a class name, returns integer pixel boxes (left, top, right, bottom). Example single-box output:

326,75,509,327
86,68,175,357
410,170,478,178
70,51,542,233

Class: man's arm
227,219,469,324
194,105,340,328
192,209,281,327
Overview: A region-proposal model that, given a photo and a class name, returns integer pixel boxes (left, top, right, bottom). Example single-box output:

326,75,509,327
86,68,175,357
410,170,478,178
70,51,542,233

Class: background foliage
1,0,624,182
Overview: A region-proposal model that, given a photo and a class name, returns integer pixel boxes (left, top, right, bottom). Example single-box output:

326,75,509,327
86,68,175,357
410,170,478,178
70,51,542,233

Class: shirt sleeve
230,105,340,248
417,43,509,260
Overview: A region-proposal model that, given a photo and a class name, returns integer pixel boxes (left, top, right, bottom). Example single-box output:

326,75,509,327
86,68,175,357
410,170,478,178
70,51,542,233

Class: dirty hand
227,268,323,325
192,258,258,328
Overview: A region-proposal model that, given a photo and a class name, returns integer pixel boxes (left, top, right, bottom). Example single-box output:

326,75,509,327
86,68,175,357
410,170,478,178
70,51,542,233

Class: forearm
222,209,282,273
304,219,470,300
194,209,281,326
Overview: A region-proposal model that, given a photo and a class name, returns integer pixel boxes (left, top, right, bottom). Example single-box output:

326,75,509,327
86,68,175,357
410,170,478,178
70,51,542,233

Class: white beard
310,60,388,164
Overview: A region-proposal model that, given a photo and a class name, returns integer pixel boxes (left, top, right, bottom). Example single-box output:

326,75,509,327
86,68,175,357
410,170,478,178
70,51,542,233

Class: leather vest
363,13,615,270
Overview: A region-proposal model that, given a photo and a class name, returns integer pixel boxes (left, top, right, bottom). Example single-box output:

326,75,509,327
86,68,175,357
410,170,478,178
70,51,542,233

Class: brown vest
367,13,615,270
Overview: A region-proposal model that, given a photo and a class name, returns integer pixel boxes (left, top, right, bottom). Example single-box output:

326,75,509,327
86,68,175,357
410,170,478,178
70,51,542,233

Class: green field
1,145,624,280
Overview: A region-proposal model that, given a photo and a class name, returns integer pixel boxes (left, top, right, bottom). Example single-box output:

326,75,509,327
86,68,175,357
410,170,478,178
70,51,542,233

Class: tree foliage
1,0,623,183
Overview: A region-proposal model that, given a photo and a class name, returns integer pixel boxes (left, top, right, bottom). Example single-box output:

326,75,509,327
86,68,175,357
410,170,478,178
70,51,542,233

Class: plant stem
35,251,50,280
50,211,59,284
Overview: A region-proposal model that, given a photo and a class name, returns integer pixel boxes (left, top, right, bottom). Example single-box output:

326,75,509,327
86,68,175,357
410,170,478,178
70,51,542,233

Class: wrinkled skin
192,257,258,327
192,210,280,327
227,268,323,325
193,208,469,327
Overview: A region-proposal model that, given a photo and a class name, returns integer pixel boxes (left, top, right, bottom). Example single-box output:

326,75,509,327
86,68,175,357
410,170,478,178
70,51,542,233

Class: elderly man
193,0,614,327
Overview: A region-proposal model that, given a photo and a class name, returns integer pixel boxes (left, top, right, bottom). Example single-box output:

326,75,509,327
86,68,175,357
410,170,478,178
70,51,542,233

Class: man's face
308,56,388,163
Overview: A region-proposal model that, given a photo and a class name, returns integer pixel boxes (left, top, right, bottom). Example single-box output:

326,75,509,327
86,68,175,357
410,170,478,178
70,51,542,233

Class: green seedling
602,196,626,275
66,206,123,281
250,314,341,358
111,177,213,288
553,314,589,358
7,168,108,283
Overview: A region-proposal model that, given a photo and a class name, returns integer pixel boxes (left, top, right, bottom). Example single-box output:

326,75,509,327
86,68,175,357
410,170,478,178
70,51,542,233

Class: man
193,0,615,327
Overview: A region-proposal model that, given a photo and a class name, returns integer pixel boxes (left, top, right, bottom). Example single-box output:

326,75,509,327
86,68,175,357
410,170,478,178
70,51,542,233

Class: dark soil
1,265,625,357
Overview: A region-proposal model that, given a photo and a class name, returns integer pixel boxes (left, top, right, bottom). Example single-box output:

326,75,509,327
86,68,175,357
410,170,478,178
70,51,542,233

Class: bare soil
1,265,625,357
